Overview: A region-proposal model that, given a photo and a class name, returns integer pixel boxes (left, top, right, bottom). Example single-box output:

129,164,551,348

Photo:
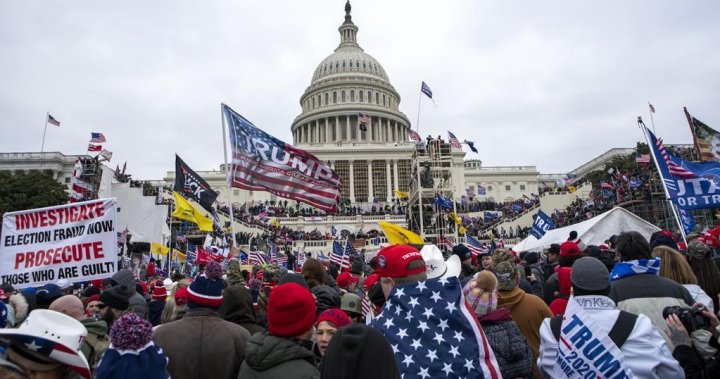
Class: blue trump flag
529,210,555,239
644,126,720,210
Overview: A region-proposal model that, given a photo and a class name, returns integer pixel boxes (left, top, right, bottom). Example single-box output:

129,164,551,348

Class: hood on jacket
219,285,257,325
478,306,513,323
81,317,108,336
243,332,314,371
112,269,137,296
497,287,526,310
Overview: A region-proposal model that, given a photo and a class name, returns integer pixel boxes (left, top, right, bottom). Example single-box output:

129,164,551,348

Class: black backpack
550,310,638,348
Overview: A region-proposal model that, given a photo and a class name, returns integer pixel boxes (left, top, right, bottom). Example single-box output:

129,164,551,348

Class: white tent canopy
512,207,660,252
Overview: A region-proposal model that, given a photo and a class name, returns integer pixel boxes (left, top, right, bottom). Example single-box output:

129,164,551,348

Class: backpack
550,310,638,348
84,332,111,371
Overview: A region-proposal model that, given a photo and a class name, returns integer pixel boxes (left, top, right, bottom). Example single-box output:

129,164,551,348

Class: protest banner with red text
1,199,118,289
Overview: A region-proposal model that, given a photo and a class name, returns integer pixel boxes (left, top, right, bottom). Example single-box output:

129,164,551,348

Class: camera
663,306,709,332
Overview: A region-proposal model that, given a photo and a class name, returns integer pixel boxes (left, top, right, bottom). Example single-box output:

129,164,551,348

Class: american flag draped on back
370,277,500,379
222,104,342,212
448,131,462,148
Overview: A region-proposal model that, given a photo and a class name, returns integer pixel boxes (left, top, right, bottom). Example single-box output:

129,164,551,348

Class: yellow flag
174,250,186,263
448,212,462,225
171,192,214,232
271,218,280,228
567,185,577,193
378,221,424,245
151,242,169,256
394,190,409,199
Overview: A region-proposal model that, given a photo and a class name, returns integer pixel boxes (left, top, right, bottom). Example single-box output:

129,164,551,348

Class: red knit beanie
267,283,316,338
315,308,352,328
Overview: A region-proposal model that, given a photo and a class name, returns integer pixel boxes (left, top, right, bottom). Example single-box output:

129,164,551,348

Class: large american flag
223,104,342,213
448,131,462,148
331,240,351,269
249,251,267,266
358,112,371,124
656,137,696,178
410,130,422,143
370,277,500,378
466,235,489,257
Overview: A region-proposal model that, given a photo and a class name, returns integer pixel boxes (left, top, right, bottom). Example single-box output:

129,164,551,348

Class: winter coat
154,308,251,379
478,308,533,379
112,269,149,319
673,343,720,379
311,285,340,316
541,261,558,284
80,317,109,374
220,285,266,335
148,300,166,327
497,286,553,379
542,272,560,305
238,332,320,379
608,273,694,344
538,295,684,378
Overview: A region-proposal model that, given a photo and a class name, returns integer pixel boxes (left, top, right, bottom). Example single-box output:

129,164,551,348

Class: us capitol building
3,2,628,239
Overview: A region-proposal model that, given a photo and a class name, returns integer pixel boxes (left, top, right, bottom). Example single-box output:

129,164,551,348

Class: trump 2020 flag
529,210,555,239
371,277,500,379
174,154,218,213
222,104,341,213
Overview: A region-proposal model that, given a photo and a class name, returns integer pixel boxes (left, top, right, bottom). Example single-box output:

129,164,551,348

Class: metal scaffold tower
406,140,459,252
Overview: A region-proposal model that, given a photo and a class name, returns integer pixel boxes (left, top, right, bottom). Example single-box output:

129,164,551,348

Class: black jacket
220,285,265,335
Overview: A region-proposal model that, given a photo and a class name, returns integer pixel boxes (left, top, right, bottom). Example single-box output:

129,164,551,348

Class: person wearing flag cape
538,257,682,378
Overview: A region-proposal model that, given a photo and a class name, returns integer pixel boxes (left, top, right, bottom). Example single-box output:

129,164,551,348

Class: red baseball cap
560,241,581,257
375,245,425,278
336,272,359,288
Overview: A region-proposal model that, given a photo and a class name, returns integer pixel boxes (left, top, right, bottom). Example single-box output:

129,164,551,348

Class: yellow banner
151,242,169,256
171,192,213,232
394,190,409,199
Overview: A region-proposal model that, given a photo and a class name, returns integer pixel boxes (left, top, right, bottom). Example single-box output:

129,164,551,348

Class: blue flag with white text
529,210,555,239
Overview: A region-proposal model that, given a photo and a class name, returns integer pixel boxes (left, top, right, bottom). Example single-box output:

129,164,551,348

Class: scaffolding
406,141,458,252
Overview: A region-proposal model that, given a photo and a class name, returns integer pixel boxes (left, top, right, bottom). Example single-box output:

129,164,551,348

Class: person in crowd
313,308,352,362
148,286,167,327
452,244,477,281
465,271,533,379
220,282,266,335
495,260,552,378
652,245,714,310
666,294,720,378
99,284,131,329
479,250,494,271
608,231,695,343
0,309,92,379
686,241,720,314
584,244,616,272
311,285,341,317
548,267,572,316
319,323,401,379
301,258,329,289
539,257,683,378
35,283,64,309
96,313,169,379
494,249,543,298
542,241,581,304
521,251,545,286
226,259,248,287
340,293,364,322
541,243,560,280
49,295,109,374
335,272,359,293
154,262,250,379
160,278,190,325
238,282,320,378
110,269,149,319
85,294,101,319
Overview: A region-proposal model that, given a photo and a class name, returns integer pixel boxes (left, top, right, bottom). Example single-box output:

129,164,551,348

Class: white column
346,115,351,142
335,116,340,142
393,160,399,192
386,160,392,202
367,160,373,202
349,160,355,202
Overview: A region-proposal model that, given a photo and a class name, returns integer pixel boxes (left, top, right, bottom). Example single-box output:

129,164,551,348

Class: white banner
1,199,118,288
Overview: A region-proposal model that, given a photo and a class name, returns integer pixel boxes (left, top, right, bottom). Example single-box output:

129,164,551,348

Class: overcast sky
1,0,718,180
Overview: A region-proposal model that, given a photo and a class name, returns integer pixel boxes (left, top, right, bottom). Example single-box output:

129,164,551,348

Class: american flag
90,132,106,143
410,130,422,143
223,104,341,213
370,277,501,378
497,238,505,249
358,112,371,124
249,251,267,266
465,235,488,257
297,247,306,267
331,240,351,269
635,154,651,164
47,114,61,127
437,235,454,252
117,228,129,247
656,137,696,178
361,294,371,317
447,131,462,148
277,253,288,267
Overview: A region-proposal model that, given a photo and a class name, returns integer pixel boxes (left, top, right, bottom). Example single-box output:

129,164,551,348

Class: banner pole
220,104,238,246
415,90,422,135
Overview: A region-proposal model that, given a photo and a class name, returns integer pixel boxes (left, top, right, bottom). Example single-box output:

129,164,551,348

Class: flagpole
638,117,686,241
220,104,238,246
41,112,49,152
415,90,422,134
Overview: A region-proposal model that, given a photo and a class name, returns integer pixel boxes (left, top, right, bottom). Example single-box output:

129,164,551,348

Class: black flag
174,154,218,212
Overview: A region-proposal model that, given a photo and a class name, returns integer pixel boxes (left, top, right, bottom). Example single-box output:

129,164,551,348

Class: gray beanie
571,257,610,293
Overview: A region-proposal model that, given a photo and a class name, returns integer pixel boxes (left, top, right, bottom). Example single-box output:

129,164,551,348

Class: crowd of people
3,226,720,378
